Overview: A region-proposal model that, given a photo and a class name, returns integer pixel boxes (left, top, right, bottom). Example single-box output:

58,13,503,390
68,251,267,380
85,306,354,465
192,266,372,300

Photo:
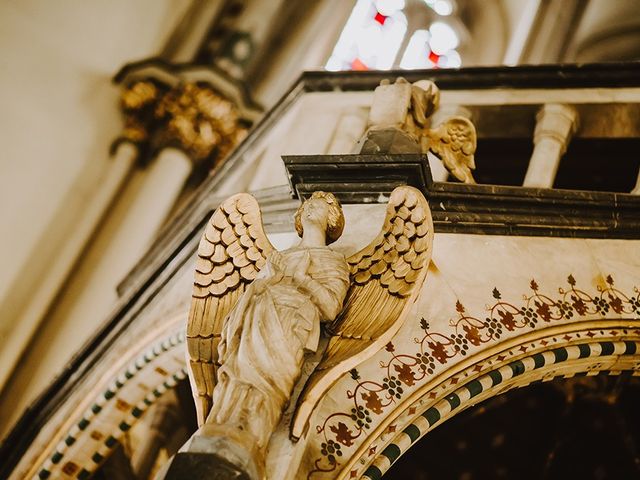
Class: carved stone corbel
119,79,167,147
112,57,263,177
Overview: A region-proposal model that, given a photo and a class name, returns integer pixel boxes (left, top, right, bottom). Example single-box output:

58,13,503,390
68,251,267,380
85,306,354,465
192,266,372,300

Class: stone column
523,104,578,189
100,147,192,279
0,141,138,393
517,0,589,63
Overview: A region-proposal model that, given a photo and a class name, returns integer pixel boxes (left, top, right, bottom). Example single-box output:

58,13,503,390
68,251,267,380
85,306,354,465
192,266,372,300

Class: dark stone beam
284,153,640,239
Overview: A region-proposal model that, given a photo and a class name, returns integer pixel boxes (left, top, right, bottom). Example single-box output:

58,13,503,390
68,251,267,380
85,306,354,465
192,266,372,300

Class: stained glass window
325,0,408,71
400,23,461,69
327,0,462,71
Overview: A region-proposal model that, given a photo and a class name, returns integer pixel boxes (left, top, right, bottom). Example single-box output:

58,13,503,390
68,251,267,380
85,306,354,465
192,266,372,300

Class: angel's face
301,198,330,233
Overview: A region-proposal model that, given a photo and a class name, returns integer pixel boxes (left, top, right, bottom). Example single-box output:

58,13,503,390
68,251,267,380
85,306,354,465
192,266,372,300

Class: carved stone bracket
119,79,168,146
153,82,248,163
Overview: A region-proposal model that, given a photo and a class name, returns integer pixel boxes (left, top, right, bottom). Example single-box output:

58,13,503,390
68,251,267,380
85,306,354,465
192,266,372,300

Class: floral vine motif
309,274,640,477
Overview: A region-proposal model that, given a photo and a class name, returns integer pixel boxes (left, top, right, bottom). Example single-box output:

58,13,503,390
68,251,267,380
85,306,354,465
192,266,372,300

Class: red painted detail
350,58,369,71
374,11,387,25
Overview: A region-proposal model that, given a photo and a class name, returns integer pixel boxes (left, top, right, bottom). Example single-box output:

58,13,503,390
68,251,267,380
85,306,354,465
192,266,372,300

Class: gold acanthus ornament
154,82,247,163
186,186,434,475
119,80,247,166
120,80,163,144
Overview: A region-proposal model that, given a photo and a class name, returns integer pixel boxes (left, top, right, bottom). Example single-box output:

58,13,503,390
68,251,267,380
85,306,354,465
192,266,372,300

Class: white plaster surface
0,0,193,437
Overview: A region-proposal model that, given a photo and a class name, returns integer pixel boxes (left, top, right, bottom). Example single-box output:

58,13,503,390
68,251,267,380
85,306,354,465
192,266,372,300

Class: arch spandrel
299,233,640,479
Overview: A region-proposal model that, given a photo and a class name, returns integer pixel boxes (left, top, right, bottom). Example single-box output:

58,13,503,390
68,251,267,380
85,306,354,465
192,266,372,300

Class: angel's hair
294,191,345,245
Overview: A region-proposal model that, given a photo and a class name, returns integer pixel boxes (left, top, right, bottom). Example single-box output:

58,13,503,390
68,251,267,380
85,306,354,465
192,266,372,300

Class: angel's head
294,191,345,245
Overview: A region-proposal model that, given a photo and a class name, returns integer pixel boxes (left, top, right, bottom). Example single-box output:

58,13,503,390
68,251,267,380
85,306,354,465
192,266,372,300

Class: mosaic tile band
35,331,185,480
362,340,639,479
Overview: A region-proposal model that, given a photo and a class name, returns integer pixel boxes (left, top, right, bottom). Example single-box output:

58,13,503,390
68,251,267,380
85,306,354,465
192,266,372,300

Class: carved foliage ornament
119,80,247,165
154,83,247,162
186,186,434,473
120,80,164,144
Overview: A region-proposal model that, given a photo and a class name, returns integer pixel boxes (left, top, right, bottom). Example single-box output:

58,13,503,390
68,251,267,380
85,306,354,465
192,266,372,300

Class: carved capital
534,103,579,155
153,83,247,164
117,80,248,168
119,80,166,145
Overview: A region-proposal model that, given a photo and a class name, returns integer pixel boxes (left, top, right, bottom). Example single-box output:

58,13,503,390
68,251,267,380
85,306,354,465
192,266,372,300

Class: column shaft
523,104,578,188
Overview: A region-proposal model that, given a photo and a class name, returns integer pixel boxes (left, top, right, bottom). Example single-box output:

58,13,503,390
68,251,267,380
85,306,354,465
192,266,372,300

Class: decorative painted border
308,274,640,478
33,330,186,480
361,339,640,479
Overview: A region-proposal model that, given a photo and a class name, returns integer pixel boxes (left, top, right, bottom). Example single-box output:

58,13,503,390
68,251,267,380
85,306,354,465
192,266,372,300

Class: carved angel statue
366,77,477,184
186,186,433,477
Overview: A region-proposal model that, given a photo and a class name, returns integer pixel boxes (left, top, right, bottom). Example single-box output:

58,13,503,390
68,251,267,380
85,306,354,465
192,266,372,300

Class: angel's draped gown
207,246,350,448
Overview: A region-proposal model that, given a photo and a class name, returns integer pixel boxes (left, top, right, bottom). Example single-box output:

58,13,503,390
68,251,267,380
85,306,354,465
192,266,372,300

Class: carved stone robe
207,246,350,448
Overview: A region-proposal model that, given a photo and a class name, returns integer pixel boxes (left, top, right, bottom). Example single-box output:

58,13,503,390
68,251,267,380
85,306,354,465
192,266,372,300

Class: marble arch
19,314,187,480
341,322,640,479
6,265,640,480
16,258,640,480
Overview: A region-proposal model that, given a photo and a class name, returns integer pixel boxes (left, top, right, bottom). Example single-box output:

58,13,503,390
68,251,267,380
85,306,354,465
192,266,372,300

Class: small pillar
523,103,578,188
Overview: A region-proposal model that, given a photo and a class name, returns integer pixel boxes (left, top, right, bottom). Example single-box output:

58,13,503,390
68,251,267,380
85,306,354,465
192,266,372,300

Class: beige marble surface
301,231,640,480
14,203,640,480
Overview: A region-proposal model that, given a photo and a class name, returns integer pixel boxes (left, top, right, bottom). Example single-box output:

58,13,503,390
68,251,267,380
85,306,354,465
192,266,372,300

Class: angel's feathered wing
291,186,434,439
187,193,274,426
425,116,477,184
